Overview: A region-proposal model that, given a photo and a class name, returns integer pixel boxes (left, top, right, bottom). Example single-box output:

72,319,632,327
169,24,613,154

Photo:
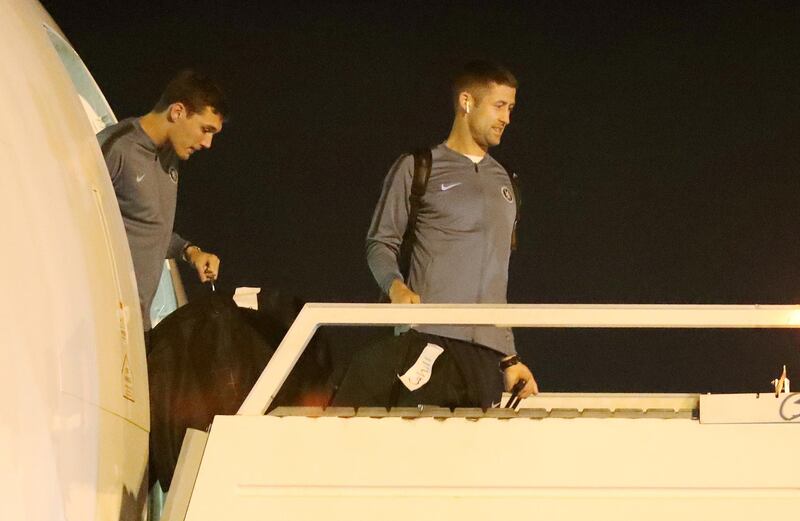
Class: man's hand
503,360,539,398
388,278,421,304
186,246,220,283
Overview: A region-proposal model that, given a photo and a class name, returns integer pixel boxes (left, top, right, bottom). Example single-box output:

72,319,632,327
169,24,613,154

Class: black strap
396,148,432,281
504,379,526,409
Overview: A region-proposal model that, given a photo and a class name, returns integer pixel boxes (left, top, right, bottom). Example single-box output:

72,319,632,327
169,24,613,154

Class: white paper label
233,286,261,310
397,343,444,391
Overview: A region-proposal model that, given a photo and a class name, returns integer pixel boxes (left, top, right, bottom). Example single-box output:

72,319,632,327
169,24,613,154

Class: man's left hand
187,248,221,283
503,362,539,399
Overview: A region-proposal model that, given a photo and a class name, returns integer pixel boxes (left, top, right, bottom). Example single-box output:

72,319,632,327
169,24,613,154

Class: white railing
237,303,800,415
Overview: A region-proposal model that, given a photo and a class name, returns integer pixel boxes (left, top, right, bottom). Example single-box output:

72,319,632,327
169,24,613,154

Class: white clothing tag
397,343,444,391
233,286,261,310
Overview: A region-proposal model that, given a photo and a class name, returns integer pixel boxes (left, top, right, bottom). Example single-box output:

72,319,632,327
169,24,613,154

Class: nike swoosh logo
135,173,146,183
441,182,462,191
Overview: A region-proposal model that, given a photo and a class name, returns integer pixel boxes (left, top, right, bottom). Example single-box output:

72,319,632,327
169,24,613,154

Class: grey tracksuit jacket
98,118,190,331
367,143,517,355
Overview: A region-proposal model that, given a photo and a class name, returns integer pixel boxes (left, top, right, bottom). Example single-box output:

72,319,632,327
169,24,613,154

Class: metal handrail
237,303,800,415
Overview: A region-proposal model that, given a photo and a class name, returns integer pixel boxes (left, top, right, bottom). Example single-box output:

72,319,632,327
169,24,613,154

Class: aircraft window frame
43,25,117,132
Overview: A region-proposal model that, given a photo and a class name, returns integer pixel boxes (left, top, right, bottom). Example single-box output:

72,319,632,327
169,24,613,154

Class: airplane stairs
160,304,800,520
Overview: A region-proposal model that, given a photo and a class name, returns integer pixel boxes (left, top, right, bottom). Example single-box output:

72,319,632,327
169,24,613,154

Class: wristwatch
499,355,520,371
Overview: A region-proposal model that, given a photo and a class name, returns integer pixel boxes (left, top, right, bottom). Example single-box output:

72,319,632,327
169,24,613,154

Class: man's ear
458,91,474,114
167,102,186,123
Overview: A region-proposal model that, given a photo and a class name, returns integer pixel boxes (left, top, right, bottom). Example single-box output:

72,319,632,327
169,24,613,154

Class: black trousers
333,330,504,409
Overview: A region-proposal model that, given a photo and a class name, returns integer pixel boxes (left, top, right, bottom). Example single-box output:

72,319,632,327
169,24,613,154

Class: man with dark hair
98,69,226,336
151,69,229,117
364,60,538,407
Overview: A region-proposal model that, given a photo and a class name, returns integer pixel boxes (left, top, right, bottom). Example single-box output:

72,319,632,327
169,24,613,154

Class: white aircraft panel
0,2,150,520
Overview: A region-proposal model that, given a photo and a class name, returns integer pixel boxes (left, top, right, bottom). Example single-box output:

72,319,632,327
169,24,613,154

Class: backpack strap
397,147,432,280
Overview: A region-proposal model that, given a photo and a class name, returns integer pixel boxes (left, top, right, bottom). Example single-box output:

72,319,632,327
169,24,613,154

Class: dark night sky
41,0,800,393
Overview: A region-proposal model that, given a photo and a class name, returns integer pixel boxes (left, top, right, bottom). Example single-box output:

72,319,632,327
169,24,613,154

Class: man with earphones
98,70,226,344
363,60,539,408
